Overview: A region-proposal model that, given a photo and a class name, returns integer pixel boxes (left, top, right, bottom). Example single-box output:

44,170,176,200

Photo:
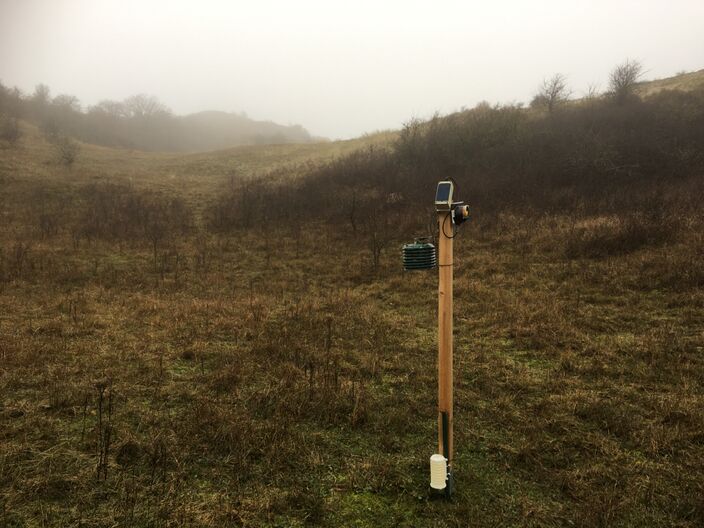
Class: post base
429,467,454,499
444,468,454,498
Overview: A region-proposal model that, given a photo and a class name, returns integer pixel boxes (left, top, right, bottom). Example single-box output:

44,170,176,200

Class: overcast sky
1,0,703,139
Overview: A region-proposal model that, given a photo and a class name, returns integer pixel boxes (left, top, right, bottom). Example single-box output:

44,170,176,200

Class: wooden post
438,212,453,471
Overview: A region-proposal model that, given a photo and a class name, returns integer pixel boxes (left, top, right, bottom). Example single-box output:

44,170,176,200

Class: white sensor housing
430,454,447,489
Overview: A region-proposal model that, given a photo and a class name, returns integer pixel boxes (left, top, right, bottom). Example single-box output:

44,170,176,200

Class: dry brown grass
1,110,704,527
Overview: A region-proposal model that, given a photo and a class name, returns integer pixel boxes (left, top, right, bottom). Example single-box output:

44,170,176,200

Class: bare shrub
365,204,393,273
54,135,80,167
609,59,643,104
38,212,59,238
73,183,192,252
9,240,31,279
531,73,571,112
564,213,677,259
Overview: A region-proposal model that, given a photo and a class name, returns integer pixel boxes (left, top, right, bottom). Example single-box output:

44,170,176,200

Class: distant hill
174,110,312,151
0,82,318,153
4,69,702,156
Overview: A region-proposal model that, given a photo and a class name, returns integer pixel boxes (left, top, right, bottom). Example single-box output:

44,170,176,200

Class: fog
1,0,703,140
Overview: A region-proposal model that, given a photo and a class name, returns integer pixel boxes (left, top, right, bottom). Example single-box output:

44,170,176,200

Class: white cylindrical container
430,454,447,489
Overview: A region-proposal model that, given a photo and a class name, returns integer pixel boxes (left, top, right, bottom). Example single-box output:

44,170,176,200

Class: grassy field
1,89,704,527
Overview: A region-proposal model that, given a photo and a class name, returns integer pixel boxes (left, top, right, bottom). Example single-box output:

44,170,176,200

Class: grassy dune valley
2,27,704,526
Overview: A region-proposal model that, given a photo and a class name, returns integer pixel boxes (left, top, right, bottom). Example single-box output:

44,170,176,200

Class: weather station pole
402,181,469,497
436,200,454,493
430,181,469,498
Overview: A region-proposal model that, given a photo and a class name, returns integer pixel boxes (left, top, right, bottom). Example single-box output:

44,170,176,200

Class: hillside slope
1,69,704,528
0,120,395,216
636,68,704,96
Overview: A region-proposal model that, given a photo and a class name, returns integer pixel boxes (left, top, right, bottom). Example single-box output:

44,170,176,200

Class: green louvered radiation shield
402,239,437,271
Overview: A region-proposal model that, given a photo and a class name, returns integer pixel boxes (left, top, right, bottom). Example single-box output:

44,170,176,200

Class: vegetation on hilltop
211,63,704,254
0,83,313,152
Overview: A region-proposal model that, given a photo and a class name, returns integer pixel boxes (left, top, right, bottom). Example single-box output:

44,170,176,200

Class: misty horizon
1,0,703,140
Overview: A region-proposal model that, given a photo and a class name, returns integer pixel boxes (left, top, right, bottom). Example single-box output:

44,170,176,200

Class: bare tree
609,59,643,104
52,94,81,113
364,204,393,273
32,84,51,108
0,85,23,119
585,83,601,100
123,94,171,119
145,212,167,271
90,100,127,118
348,189,358,235
0,82,8,118
0,116,21,146
531,74,571,112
